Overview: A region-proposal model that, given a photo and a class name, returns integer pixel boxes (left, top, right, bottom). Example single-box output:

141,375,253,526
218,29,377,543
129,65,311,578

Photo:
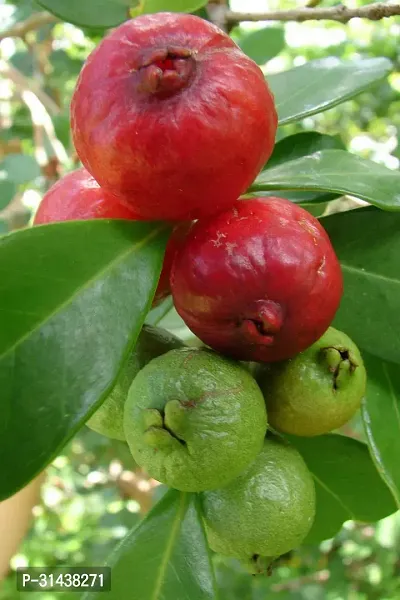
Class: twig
207,1,229,32
0,61,67,165
0,12,58,42
226,2,400,24
22,89,68,165
0,61,60,117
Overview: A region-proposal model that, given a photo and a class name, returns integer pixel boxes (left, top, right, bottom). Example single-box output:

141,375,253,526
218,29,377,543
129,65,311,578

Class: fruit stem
245,554,275,575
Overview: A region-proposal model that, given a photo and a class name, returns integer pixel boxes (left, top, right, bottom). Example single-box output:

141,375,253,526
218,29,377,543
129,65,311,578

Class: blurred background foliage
0,0,399,598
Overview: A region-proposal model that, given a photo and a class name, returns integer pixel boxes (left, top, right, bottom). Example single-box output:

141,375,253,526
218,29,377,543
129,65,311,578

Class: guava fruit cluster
33,12,368,572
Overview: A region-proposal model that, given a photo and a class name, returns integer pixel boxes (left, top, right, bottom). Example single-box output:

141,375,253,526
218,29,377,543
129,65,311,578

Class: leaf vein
151,493,187,600
311,472,354,518
340,262,399,285
0,225,165,360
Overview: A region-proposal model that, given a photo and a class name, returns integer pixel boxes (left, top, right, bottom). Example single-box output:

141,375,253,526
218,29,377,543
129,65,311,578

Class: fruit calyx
137,47,196,98
239,301,283,346
246,554,275,576
320,345,359,390
143,402,188,448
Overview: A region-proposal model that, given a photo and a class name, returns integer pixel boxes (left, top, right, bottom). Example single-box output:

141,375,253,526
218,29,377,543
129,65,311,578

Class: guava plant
1,4,400,600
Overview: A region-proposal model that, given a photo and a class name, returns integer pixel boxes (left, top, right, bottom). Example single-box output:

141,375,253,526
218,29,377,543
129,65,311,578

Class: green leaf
1,153,41,185
139,0,207,15
192,7,209,20
146,301,197,343
299,201,328,218
146,296,174,326
263,132,345,204
83,490,219,600
0,179,17,211
322,207,400,364
251,150,400,211
361,353,400,509
268,57,392,125
36,0,130,29
237,27,284,65
266,132,345,170
287,434,397,544
0,220,169,500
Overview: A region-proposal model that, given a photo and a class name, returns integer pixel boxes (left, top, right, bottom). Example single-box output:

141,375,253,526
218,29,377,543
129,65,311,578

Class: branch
0,60,60,116
0,11,58,42
207,0,230,31
0,61,68,167
226,2,400,23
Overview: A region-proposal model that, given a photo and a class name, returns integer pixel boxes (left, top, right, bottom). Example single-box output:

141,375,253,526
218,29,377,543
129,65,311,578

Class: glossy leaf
288,435,397,544
83,490,218,600
299,201,328,218
0,220,169,500
146,296,174,326
269,57,392,125
252,150,400,211
36,0,130,28
139,0,207,14
266,132,345,170
263,132,345,204
322,207,400,364
1,153,40,185
237,27,285,65
361,353,400,509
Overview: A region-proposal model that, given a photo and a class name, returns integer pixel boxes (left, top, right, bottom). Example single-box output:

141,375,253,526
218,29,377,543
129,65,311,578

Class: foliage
0,0,399,599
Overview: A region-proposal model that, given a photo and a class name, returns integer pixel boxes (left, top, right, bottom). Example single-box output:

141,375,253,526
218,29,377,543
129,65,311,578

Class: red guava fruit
34,167,140,222
34,168,189,306
170,197,343,362
70,13,277,221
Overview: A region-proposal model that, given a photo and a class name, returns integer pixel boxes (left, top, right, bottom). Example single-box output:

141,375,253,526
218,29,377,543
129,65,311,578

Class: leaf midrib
340,263,400,286
151,493,188,600
311,472,354,519
1,225,164,360
274,59,390,125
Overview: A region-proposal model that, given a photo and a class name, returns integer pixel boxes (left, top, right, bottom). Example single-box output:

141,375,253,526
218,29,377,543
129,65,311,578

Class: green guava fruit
123,348,268,491
256,327,366,437
86,325,184,440
201,435,316,573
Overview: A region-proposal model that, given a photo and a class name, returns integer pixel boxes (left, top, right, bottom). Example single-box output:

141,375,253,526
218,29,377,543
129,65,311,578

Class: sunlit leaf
252,150,400,211
269,57,392,124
